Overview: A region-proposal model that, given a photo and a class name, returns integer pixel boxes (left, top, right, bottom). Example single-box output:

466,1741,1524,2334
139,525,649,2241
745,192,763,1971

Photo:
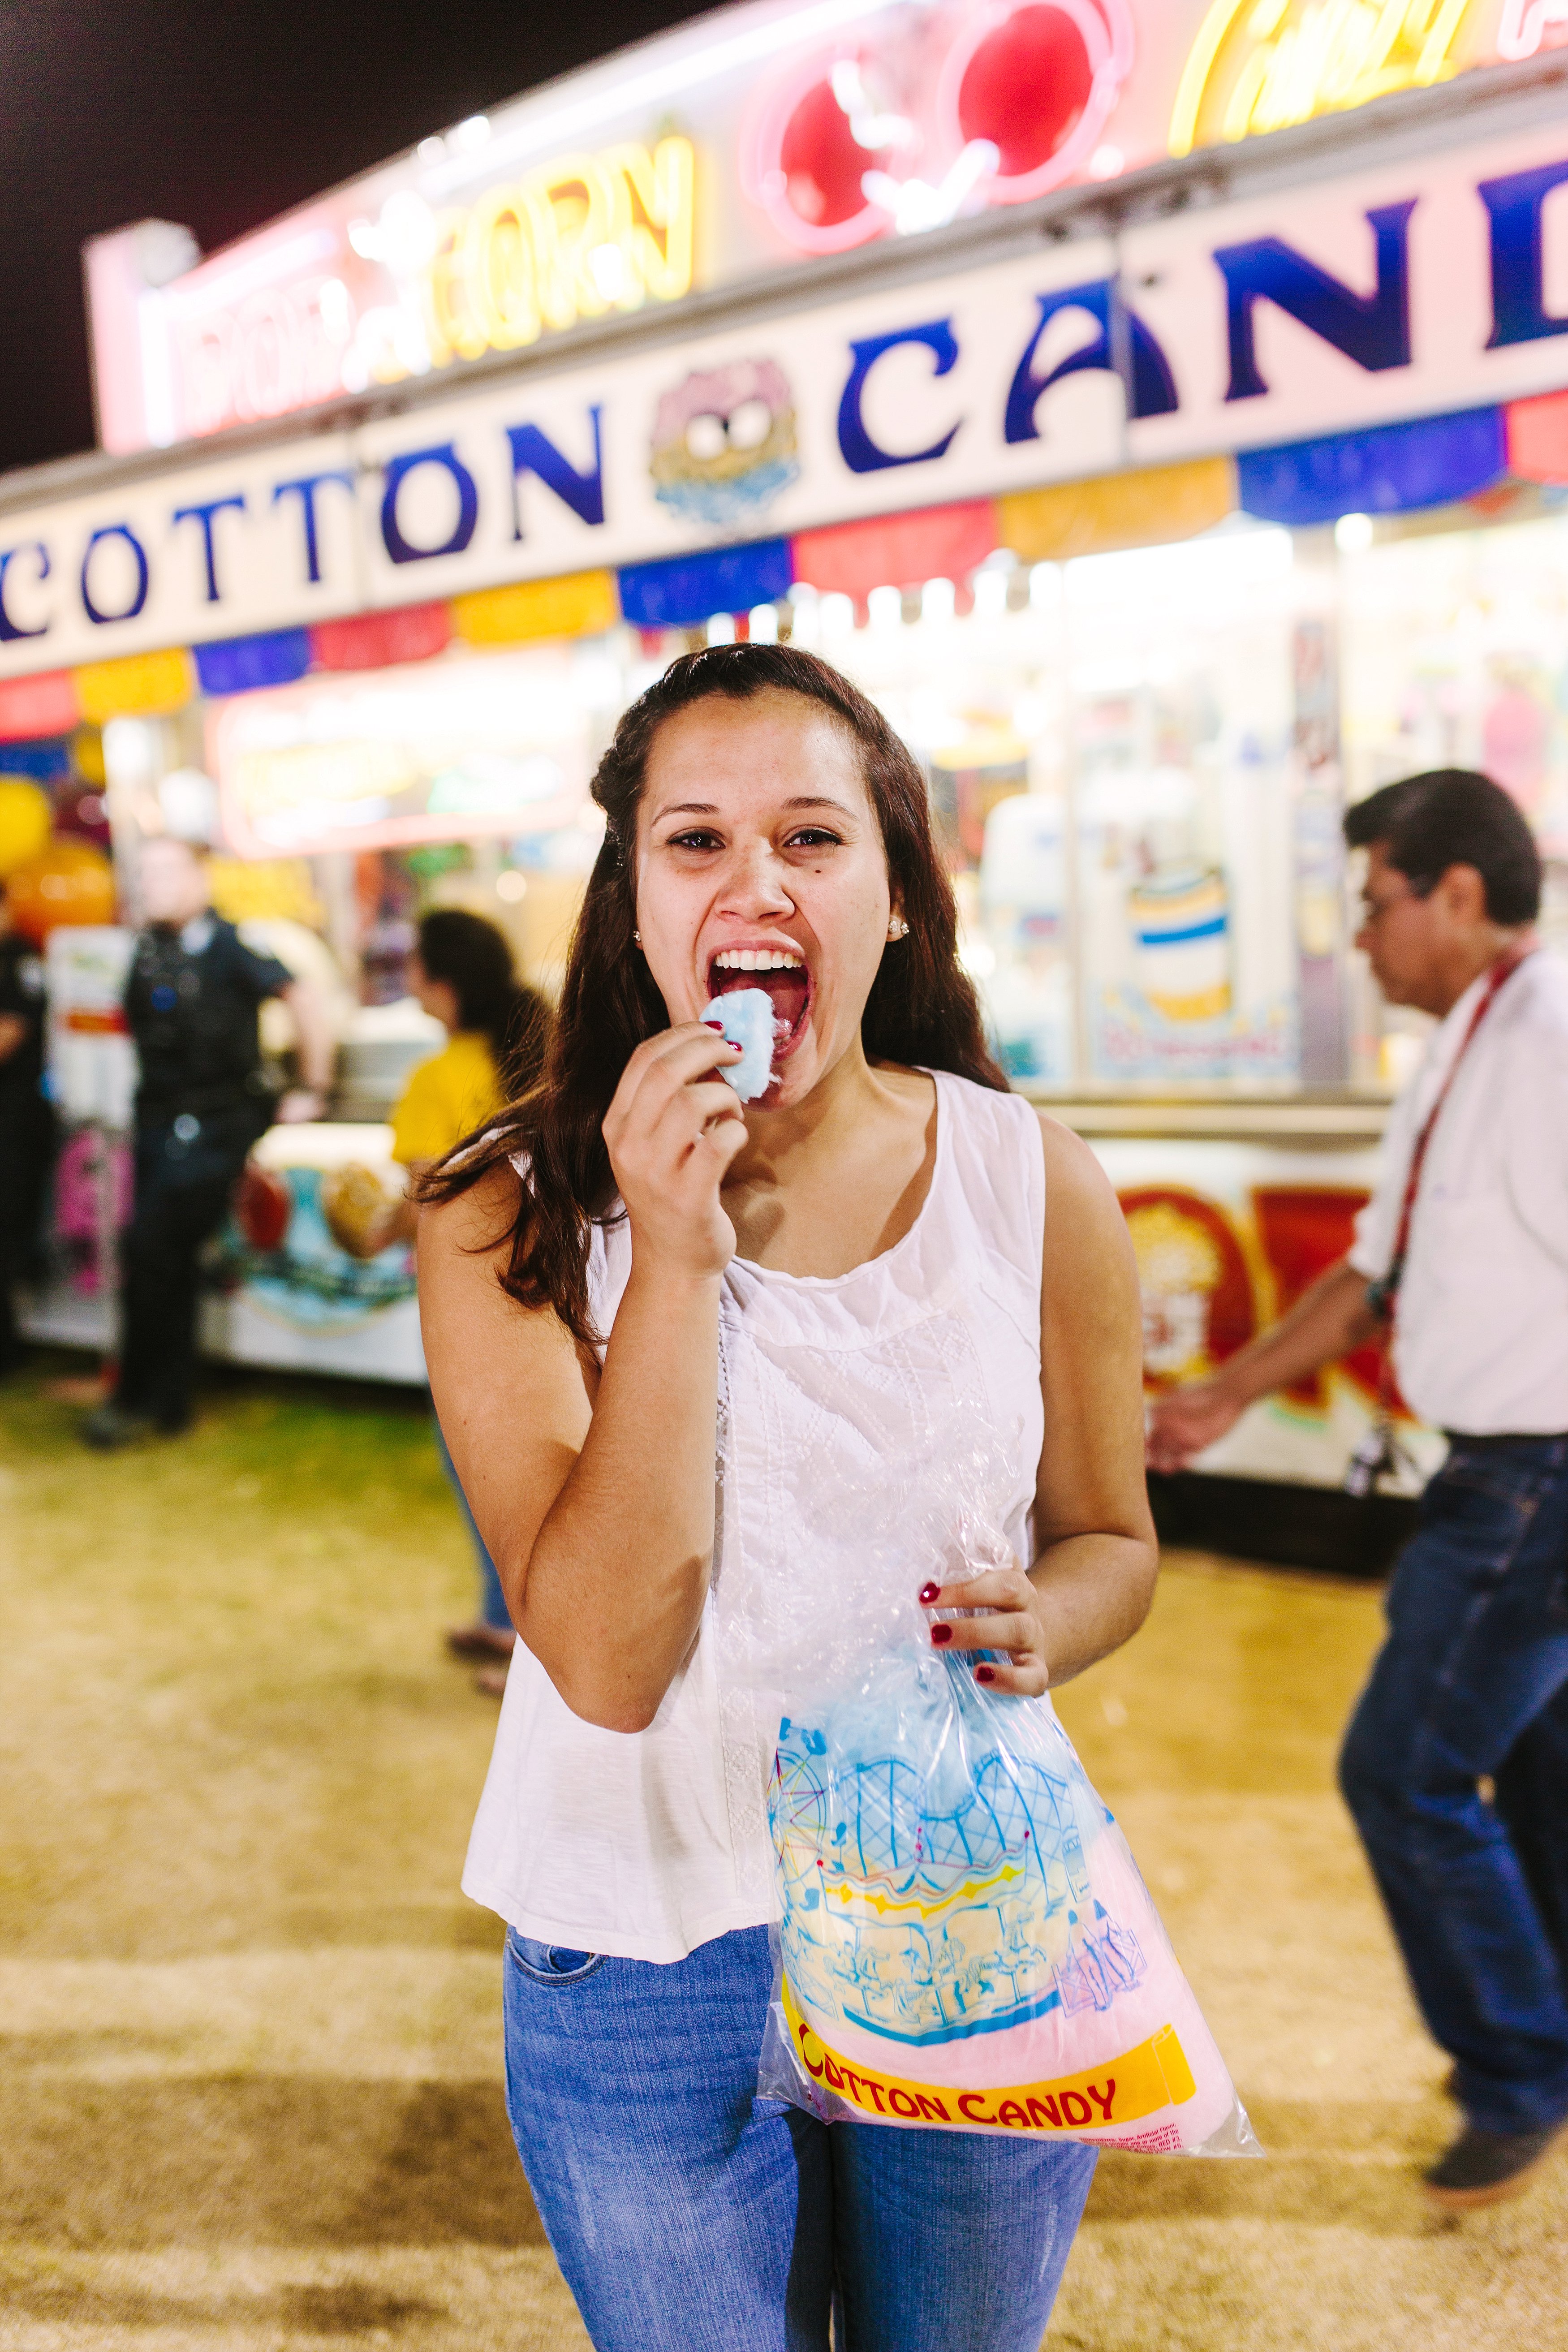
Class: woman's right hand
602,1024,749,1280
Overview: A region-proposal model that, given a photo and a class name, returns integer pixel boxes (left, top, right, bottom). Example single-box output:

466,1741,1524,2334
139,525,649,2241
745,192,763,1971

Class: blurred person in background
83,835,334,1450
1149,770,1568,2210
0,892,56,1377
355,907,550,1689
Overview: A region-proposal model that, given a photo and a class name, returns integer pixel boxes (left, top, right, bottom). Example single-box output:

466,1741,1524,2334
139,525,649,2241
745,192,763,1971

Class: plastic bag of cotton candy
716,1421,1258,2158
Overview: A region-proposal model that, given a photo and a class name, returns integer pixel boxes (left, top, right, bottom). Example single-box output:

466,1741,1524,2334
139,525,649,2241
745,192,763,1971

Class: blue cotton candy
702,986,775,1101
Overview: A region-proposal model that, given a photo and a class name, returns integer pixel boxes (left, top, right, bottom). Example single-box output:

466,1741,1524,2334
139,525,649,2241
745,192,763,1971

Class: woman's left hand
917,1568,1049,1696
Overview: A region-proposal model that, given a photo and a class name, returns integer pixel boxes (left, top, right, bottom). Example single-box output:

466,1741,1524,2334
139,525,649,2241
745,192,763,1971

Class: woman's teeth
712,948,804,972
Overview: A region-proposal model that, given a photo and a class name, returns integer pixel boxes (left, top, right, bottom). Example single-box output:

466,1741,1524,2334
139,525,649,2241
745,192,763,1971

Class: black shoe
81,1403,159,1452
1424,2118,1566,2209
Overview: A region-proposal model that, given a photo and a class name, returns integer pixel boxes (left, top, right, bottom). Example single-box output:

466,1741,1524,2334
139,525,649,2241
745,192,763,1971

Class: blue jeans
431,1405,512,1632
501,1923,1096,2351
1340,1433,1568,2134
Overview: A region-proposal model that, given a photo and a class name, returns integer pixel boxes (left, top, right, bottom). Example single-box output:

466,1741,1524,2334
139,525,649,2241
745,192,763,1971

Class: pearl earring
887,915,909,940
633,930,642,945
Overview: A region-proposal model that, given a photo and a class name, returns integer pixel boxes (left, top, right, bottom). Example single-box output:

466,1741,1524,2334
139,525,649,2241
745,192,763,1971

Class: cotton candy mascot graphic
649,359,801,529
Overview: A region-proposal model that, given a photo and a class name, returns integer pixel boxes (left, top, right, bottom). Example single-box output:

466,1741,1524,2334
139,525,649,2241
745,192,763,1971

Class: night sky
0,0,709,476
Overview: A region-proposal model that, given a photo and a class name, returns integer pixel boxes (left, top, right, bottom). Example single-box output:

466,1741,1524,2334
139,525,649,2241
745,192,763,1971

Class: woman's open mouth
707,946,813,1063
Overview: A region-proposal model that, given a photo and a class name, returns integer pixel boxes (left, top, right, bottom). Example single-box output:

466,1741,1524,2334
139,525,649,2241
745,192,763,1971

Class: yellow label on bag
781,1977,1196,2132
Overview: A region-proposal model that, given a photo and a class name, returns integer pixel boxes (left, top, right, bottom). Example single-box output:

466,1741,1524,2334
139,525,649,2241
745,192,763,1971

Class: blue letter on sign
1215,201,1415,402
507,408,605,536
1004,281,1177,443
1479,157,1568,349
81,523,150,625
0,543,50,642
380,444,480,564
273,472,356,584
171,495,247,603
838,321,962,474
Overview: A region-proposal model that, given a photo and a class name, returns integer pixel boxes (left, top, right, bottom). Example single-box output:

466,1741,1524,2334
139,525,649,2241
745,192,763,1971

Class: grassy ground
2,1357,1564,2350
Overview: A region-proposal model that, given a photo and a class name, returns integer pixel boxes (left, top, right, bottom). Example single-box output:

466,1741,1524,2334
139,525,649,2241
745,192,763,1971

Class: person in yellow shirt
390,1026,509,1167
375,909,549,1689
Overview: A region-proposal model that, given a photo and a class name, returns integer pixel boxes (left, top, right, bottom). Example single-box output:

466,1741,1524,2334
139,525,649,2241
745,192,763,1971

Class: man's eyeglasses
1359,874,1435,925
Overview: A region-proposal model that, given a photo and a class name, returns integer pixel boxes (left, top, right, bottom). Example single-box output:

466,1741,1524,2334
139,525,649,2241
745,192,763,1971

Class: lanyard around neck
1367,945,1534,1325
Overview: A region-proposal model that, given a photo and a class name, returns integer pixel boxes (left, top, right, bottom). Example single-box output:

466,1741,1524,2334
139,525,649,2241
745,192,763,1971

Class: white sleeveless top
461,1071,1046,1962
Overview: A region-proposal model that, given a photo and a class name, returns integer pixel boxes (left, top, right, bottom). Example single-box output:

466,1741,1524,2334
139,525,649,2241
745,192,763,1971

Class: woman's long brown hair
418,642,1007,1345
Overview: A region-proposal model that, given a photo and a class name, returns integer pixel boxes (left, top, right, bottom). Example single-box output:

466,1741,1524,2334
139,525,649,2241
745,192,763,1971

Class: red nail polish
918,1582,940,1605
975,1664,996,1684
930,1623,952,1647
703,1020,725,1031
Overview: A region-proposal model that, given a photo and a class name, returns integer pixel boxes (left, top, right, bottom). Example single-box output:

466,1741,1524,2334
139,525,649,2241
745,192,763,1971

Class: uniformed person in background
0,893,56,1378
82,835,335,1449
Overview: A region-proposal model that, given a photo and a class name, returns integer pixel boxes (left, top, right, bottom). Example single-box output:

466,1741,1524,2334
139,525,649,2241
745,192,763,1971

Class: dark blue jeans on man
1340,1434,1568,2136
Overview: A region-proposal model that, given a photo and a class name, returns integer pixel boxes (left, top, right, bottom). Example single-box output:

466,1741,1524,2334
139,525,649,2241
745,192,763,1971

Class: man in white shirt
1148,769,1568,2210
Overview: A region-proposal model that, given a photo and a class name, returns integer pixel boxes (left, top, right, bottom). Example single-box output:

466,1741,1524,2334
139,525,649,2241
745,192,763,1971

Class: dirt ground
2,1356,1564,2351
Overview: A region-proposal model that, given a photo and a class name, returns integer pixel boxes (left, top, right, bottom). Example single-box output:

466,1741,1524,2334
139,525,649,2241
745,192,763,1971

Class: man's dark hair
1343,768,1541,925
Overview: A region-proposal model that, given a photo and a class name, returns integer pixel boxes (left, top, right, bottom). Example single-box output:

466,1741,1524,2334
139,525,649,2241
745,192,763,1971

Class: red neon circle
779,78,888,232
937,0,1133,203
741,51,896,256
959,7,1094,175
